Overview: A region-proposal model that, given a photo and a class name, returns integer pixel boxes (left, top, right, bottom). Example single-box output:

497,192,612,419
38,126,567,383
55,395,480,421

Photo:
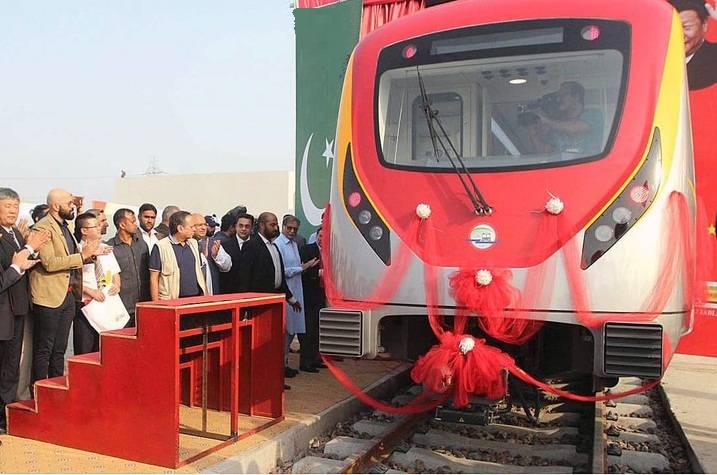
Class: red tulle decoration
449,269,518,320
411,332,516,407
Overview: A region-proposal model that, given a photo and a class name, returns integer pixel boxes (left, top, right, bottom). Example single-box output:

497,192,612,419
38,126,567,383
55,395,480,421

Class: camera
517,92,560,126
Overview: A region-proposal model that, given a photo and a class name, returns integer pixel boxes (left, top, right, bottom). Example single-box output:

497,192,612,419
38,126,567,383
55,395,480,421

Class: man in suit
670,0,717,90
30,189,107,384
220,213,254,294
0,187,49,433
299,226,327,372
191,213,231,295
238,212,301,386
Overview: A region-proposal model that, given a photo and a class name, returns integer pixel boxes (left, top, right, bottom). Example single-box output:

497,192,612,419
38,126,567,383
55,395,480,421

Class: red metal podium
7,293,286,468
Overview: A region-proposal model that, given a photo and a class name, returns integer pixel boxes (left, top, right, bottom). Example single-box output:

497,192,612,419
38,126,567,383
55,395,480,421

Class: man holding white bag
73,212,126,355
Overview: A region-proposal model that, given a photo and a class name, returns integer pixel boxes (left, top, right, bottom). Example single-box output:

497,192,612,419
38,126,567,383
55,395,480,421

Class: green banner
294,0,362,233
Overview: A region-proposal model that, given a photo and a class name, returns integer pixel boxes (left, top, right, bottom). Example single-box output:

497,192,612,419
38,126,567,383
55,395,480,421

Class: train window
378,50,622,170
410,92,464,161
374,20,630,172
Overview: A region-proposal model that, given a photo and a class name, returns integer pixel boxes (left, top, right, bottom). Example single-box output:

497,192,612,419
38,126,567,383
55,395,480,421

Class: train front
320,0,695,387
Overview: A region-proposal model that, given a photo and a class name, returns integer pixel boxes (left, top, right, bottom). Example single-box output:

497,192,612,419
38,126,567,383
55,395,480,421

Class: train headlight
581,128,662,269
594,225,614,242
358,210,372,224
342,147,392,265
369,226,384,241
611,207,632,224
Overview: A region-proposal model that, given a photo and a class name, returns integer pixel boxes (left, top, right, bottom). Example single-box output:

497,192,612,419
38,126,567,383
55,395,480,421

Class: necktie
94,255,106,289
7,228,19,249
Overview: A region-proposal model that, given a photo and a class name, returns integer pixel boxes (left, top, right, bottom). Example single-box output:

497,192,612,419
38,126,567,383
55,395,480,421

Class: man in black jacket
670,0,717,90
238,212,301,386
0,187,49,433
299,226,326,371
220,213,254,294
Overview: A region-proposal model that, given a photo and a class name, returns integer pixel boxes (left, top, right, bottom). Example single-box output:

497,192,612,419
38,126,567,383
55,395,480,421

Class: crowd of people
0,186,327,433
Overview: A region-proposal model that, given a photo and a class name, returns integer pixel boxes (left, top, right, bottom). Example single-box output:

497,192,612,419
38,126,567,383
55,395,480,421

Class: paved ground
661,353,717,473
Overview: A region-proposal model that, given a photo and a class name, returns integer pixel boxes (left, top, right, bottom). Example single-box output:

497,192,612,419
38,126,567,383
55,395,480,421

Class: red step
104,327,137,338
7,399,36,413
67,352,101,365
35,375,69,390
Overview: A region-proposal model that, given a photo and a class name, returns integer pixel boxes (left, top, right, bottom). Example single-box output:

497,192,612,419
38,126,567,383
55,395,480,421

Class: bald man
30,189,109,384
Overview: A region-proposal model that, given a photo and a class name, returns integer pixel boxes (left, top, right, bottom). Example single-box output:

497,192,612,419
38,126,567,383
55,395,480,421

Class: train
319,0,695,391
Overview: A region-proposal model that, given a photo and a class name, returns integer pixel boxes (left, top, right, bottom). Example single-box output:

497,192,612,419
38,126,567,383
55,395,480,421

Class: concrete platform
0,353,410,473
661,353,717,473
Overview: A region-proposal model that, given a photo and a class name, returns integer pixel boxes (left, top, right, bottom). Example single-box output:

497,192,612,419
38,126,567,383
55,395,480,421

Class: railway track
277,378,694,474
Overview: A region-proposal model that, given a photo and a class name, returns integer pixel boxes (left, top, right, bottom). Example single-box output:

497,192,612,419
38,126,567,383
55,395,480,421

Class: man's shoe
284,367,298,378
0,425,7,435
300,365,319,373
283,384,291,390
314,362,328,369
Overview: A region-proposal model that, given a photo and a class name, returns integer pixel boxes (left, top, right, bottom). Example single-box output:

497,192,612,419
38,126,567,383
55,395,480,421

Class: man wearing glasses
73,212,122,355
149,210,207,301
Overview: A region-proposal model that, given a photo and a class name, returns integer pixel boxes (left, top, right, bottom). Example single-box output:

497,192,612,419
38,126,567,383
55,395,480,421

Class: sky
0,1,296,203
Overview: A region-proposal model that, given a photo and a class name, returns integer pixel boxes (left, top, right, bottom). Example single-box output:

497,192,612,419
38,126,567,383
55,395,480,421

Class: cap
204,215,218,227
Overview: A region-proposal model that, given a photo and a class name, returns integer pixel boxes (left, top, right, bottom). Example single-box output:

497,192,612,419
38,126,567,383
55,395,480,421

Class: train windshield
375,21,628,171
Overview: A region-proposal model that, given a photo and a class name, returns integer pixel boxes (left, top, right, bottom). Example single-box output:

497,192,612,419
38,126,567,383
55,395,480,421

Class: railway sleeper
413,428,589,466
607,449,670,473
432,420,580,443
610,402,653,418
389,447,573,474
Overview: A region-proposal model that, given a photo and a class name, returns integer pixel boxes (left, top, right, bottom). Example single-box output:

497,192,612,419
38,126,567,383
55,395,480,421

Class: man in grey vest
148,211,207,301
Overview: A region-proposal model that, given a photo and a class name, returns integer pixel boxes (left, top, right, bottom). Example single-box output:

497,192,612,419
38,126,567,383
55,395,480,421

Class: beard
59,207,75,220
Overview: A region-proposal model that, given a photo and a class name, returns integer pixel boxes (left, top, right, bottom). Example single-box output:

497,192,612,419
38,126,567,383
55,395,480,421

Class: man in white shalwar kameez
275,215,319,374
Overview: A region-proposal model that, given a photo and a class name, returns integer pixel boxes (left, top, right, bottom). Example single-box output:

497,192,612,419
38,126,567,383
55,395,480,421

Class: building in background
113,170,295,221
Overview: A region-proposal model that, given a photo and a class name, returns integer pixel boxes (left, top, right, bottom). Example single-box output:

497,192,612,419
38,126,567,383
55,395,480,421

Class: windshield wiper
415,67,492,215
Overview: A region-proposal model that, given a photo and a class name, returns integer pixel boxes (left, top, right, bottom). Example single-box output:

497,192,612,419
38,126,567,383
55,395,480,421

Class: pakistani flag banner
294,0,362,232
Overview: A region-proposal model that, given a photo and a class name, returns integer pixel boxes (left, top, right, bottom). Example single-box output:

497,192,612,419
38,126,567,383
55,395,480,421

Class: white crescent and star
300,133,334,226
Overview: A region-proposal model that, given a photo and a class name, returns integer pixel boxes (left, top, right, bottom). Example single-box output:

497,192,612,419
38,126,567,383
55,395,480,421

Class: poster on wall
673,0,717,356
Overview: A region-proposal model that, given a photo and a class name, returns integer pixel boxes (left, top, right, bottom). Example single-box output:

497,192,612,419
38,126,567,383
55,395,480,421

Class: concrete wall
112,171,295,219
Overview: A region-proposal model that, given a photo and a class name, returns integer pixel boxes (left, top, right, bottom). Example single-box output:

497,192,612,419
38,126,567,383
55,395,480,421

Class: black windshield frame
373,19,631,173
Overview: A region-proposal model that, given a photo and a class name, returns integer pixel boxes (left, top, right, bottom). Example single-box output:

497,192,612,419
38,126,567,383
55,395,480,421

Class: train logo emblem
470,224,496,249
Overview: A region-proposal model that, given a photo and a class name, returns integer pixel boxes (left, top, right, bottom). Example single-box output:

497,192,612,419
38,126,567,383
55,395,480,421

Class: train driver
523,81,603,156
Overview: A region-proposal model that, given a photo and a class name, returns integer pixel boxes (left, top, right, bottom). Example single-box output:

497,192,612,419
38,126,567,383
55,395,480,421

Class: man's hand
289,300,302,312
17,218,30,240
211,240,221,258
12,249,39,272
26,229,50,251
301,258,319,271
108,283,120,296
97,246,113,256
92,289,106,302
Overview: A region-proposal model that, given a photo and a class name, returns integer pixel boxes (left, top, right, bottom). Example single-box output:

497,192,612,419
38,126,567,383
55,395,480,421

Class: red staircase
6,294,286,468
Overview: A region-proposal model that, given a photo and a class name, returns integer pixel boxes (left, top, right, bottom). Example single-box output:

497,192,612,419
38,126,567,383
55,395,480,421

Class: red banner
675,2,717,356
